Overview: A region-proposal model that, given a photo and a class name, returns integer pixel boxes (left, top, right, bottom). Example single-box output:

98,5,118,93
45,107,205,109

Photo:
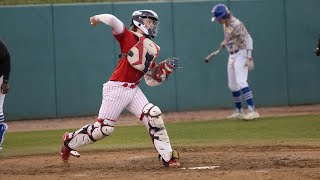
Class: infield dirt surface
1,105,320,180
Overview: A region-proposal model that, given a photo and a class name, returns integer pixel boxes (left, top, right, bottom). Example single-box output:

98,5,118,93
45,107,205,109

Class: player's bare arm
245,32,254,70
0,82,9,94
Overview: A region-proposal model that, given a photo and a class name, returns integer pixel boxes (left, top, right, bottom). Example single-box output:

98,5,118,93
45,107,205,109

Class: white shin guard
143,103,173,162
67,132,93,150
152,128,173,162
66,119,116,150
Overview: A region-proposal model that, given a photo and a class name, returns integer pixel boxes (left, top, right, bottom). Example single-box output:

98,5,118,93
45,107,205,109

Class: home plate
180,166,220,170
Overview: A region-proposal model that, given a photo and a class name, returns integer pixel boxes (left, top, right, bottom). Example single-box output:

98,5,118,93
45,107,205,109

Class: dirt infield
1,105,320,179
0,145,320,180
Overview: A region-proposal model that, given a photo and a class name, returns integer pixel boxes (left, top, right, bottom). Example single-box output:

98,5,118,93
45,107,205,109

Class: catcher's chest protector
127,31,160,73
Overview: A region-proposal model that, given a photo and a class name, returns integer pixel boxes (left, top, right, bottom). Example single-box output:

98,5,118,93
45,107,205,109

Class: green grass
1,114,320,156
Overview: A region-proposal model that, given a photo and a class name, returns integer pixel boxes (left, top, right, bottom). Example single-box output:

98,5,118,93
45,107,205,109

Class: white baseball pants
227,49,249,91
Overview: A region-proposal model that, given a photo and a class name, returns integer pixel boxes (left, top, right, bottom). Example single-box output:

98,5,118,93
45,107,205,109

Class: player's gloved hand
165,57,180,71
246,58,254,71
152,57,180,82
90,16,99,27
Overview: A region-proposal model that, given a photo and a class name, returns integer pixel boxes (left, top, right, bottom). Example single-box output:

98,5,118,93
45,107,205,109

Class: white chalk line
180,166,220,170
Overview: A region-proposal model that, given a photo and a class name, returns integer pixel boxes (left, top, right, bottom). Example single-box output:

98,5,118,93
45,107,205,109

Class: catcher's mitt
152,57,180,82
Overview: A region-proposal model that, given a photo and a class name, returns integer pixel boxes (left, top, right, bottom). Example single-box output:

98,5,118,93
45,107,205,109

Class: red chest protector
127,32,160,73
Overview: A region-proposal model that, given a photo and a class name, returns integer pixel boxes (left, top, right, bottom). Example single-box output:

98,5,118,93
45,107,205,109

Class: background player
211,4,260,120
60,10,180,167
0,39,10,151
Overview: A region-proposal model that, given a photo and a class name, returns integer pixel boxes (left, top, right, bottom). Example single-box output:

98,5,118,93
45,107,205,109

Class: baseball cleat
60,146,71,162
60,132,71,162
243,111,260,120
167,158,181,167
60,132,80,162
227,111,245,119
159,149,181,167
160,157,181,168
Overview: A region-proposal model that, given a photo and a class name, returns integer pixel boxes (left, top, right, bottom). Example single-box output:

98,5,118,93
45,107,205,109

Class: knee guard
143,103,173,162
143,103,164,128
92,118,115,140
66,118,115,150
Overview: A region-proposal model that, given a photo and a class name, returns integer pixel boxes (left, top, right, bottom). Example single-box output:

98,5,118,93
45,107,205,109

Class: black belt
230,49,239,55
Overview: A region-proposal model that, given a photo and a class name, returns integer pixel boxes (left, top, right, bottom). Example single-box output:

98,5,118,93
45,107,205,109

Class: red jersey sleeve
113,25,130,44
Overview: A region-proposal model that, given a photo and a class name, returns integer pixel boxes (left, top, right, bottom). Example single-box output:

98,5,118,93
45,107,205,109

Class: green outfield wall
1,0,319,120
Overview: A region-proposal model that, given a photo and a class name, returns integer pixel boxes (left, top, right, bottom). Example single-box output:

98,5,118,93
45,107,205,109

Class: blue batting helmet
211,4,229,22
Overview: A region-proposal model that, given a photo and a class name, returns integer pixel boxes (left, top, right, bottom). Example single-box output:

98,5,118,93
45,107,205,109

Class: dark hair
129,23,138,32
222,12,232,20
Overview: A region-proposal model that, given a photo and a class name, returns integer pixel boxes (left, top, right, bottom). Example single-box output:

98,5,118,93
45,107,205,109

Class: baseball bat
204,46,223,63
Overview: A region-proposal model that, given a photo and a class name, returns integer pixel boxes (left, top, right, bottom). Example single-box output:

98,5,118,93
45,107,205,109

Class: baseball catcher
60,10,180,168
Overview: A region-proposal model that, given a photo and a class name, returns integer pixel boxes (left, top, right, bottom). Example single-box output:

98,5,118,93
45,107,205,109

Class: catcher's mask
131,10,160,38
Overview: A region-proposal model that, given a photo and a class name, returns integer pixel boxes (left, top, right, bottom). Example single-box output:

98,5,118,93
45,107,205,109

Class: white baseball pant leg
66,81,137,150
227,49,249,91
126,87,174,162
